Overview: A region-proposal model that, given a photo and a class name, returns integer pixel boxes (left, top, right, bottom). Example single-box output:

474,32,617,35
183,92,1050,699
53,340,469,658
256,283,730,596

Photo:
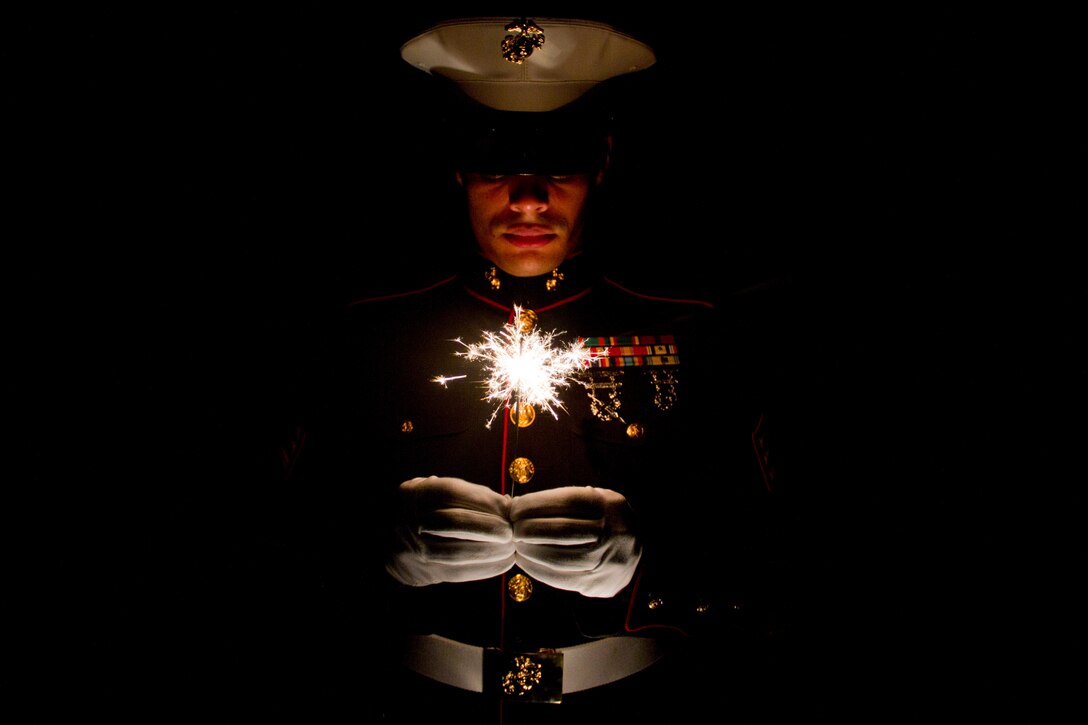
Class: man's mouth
503,225,556,245
506,224,553,236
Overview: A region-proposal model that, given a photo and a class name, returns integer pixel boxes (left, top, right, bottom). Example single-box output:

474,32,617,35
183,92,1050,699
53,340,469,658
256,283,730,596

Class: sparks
432,374,467,387
454,306,596,428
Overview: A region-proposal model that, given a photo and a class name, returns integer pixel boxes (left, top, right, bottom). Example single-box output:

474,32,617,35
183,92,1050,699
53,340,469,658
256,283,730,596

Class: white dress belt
400,633,666,694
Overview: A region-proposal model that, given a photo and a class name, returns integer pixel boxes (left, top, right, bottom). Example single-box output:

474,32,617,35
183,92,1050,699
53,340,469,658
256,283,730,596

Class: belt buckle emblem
484,648,563,703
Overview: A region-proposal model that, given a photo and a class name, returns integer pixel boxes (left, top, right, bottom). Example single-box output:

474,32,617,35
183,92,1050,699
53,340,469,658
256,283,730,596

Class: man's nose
508,176,548,213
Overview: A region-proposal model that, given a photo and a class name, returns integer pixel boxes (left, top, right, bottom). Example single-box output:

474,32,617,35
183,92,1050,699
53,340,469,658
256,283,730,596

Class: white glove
510,486,642,598
385,476,515,586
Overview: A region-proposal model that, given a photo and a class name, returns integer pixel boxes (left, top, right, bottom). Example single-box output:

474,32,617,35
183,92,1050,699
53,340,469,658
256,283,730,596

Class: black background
10,6,1081,722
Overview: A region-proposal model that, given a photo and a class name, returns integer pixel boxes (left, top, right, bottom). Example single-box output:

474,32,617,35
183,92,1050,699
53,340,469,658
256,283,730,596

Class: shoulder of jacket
344,273,459,309
601,276,715,310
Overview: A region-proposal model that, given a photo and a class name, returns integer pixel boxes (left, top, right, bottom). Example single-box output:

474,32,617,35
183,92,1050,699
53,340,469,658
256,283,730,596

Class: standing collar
459,252,600,311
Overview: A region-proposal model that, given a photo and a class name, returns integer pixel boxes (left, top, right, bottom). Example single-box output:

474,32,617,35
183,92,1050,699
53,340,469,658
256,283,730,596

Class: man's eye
480,174,507,181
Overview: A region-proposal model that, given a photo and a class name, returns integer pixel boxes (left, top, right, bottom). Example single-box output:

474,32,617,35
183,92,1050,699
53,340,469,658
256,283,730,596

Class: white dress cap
400,16,656,112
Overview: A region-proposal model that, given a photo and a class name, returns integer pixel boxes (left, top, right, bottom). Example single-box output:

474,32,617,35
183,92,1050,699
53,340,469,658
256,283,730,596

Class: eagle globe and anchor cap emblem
501,17,545,63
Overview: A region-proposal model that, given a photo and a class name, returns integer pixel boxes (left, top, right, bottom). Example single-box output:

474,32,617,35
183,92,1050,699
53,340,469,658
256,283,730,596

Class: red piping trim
346,274,458,306
603,277,715,309
533,287,593,312
465,285,512,313
500,402,511,495
499,397,512,651
462,283,593,312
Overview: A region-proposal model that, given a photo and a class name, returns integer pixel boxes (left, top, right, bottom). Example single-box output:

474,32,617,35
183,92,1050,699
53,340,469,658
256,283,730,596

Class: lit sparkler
440,306,597,428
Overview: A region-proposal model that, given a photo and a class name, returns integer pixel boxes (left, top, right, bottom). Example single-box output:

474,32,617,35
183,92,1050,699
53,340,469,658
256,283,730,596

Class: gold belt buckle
483,648,563,703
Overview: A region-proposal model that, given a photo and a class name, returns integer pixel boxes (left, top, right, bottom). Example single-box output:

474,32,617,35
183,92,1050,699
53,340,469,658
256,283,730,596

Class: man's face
459,172,600,278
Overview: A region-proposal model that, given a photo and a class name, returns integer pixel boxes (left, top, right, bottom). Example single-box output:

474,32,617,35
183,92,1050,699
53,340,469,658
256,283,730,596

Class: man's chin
498,253,564,278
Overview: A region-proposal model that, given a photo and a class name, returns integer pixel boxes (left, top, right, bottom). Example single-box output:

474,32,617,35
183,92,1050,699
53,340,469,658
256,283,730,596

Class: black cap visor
445,108,610,176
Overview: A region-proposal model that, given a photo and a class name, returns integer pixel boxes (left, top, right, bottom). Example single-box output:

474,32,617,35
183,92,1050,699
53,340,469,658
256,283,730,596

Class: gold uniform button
400,419,414,434
510,402,536,428
508,457,535,484
507,573,533,602
626,422,645,439
517,308,538,333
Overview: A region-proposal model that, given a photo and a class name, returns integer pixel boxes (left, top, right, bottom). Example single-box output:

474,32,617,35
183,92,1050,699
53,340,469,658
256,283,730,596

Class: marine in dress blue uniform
279,17,790,724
